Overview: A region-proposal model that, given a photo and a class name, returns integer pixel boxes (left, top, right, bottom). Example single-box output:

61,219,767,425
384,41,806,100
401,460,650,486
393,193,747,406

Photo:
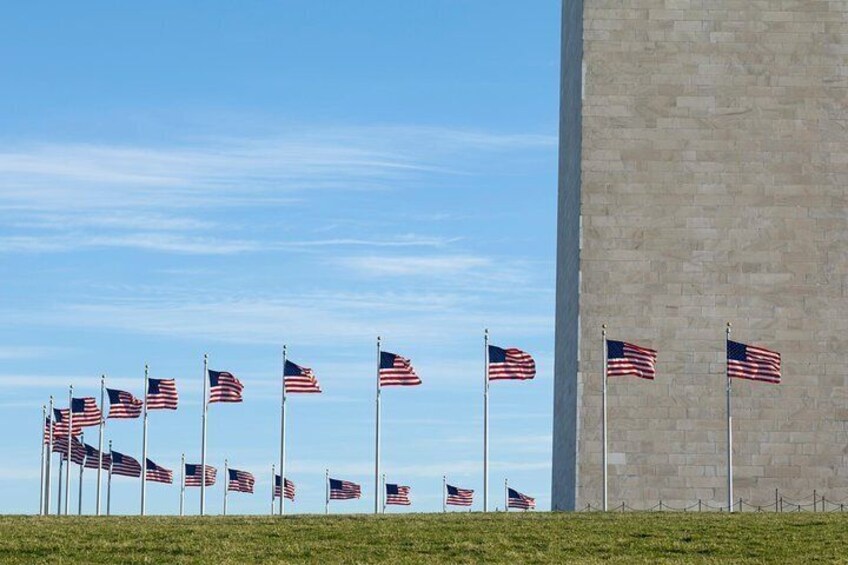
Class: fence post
620,502,625,512
814,490,817,512
658,500,662,512
738,498,742,513
698,499,702,512
780,496,783,513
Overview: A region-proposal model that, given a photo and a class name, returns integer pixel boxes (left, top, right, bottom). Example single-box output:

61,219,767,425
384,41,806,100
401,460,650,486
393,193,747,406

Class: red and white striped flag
71,397,102,427
379,352,421,386
606,340,657,380
284,361,322,393
227,468,255,493
275,475,295,501
446,484,474,507
145,459,173,484
385,483,411,506
185,464,216,487
488,345,536,381
209,371,244,403
727,340,781,384
146,379,178,410
106,388,143,419
507,487,535,510
52,408,81,437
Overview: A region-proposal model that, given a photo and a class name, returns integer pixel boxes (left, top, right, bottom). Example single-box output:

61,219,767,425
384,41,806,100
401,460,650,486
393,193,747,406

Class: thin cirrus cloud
5,295,551,347
0,232,457,255
0,125,552,255
0,125,554,213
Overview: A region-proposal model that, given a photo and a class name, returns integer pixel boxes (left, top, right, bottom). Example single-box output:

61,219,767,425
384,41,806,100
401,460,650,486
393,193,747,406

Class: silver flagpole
65,385,73,515
483,329,490,513
602,325,608,512
97,374,105,516
78,431,84,515
141,364,149,516
279,345,287,516
504,478,508,513
39,404,46,515
374,336,381,515
223,459,228,516
271,464,275,516
106,440,113,516
324,469,329,515
180,453,185,517
726,322,733,512
57,456,64,515
200,354,208,516
45,396,54,516
442,475,446,513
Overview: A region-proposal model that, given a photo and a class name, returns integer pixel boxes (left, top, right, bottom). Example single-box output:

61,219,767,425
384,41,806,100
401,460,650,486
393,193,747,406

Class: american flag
607,340,657,380
145,459,173,484
106,388,143,419
52,408,81,437
71,397,103,427
184,464,216,487
727,340,781,384
52,436,86,465
146,378,178,410
209,370,244,403
385,483,411,506
227,468,255,493
284,360,322,394
379,351,421,386
110,451,142,478
83,444,111,470
446,484,474,507
507,487,536,510
329,478,361,500
42,417,54,444
275,475,295,501
488,345,536,381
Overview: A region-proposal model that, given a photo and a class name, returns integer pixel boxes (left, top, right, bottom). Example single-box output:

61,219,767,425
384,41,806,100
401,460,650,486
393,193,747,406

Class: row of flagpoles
38,331,537,516
38,435,537,515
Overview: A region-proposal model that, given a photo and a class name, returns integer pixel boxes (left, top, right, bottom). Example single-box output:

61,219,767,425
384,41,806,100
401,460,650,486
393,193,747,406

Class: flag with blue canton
727,340,781,384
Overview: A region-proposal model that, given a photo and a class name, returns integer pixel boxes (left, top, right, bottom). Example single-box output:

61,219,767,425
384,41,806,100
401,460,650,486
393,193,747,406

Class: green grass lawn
2,512,847,564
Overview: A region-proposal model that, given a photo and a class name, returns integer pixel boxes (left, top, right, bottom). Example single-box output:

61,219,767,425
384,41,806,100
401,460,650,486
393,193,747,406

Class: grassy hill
2,512,847,563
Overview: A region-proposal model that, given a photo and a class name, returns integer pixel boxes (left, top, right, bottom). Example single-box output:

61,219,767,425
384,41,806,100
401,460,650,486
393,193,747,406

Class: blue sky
0,1,560,514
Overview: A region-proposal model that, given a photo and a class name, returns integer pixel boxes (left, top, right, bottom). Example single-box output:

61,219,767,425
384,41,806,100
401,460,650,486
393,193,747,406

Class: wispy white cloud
3,293,551,348
336,255,491,277
0,346,69,360
0,125,553,255
0,233,456,254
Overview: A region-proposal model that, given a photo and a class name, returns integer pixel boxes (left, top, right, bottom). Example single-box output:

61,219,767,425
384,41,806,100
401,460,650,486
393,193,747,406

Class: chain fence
583,490,848,513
